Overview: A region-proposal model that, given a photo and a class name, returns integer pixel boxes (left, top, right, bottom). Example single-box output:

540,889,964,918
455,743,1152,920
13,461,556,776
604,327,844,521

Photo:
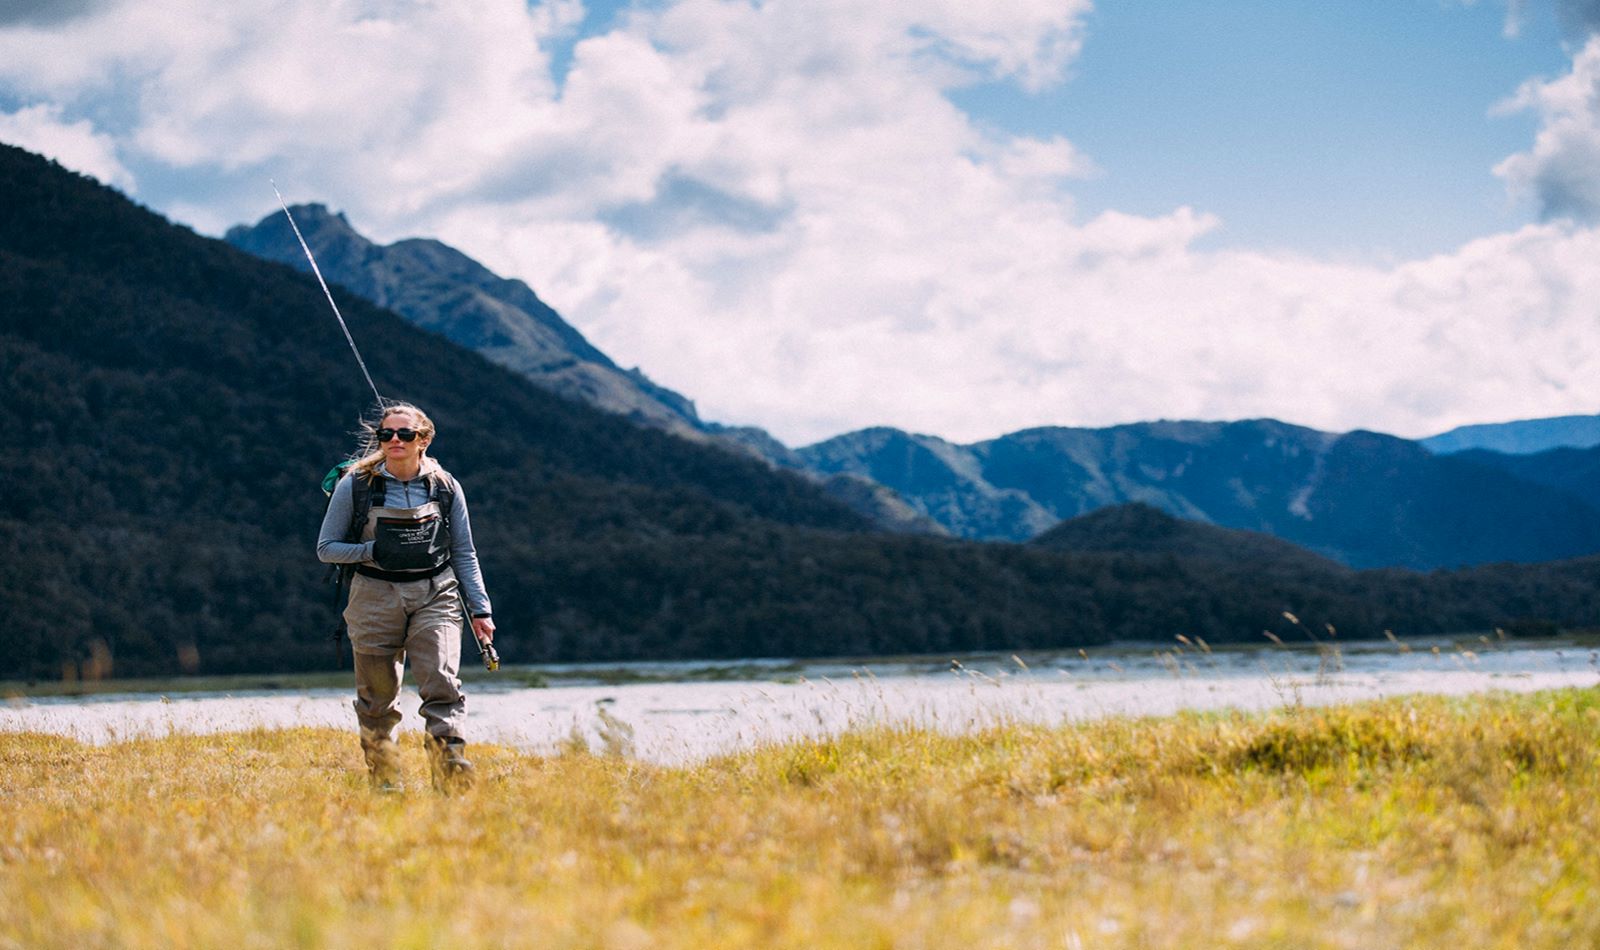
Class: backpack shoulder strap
428,470,458,533
346,471,381,542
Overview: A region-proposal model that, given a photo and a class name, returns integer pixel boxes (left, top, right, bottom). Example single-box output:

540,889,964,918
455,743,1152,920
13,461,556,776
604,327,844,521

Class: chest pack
323,461,458,577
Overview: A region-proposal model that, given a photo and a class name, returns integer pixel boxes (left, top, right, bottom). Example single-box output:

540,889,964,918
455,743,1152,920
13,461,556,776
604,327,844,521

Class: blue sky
960,0,1571,259
2,0,1599,444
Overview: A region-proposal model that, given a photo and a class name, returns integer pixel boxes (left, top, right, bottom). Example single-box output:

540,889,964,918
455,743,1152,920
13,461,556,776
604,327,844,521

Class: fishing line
272,181,384,407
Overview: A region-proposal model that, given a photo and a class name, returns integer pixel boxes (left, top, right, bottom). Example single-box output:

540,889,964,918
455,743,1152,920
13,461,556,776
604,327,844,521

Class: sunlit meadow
3,687,1598,948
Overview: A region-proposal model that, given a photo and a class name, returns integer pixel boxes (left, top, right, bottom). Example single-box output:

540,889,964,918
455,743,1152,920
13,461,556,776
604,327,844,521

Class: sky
3,0,1600,447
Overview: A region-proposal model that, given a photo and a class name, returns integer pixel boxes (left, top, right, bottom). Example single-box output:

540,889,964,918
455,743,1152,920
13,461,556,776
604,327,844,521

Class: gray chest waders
328,472,456,668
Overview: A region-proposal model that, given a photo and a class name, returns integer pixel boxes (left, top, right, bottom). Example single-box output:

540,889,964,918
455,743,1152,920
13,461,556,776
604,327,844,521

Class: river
4,638,1596,763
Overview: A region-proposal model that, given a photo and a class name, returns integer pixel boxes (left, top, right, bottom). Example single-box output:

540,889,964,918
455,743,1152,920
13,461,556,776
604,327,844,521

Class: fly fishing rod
272,180,384,407
275,183,499,672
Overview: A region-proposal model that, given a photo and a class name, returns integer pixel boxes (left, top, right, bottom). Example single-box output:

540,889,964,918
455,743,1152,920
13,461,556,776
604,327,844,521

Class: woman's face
377,411,430,466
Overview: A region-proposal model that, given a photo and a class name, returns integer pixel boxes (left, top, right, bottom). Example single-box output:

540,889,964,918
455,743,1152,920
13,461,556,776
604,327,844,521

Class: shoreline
5,642,1596,764
6,632,1595,699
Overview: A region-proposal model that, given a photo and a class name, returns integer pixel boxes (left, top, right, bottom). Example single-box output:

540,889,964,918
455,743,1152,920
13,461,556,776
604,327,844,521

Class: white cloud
0,103,132,187
0,0,569,222
2,0,1598,446
988,135,1098,185
1494,35,1600,222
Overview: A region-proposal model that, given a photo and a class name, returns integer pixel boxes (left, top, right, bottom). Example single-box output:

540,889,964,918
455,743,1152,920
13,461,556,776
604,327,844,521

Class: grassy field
2,689,1597,949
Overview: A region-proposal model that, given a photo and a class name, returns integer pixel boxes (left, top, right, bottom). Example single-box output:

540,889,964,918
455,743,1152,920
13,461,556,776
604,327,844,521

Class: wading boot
361,727,404,794
427,736,475,794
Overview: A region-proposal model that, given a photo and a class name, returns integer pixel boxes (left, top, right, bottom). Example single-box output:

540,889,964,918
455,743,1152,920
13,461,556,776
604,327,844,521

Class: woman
317,402,495,791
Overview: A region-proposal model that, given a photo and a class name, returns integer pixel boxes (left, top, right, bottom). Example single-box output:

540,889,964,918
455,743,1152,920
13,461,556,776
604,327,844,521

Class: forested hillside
1033,503,1347,571
5,143,1599,681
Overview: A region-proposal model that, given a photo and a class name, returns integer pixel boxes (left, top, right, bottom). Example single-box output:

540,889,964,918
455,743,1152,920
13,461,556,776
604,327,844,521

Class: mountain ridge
226,204,707,437
798,420,1600,568
1448,443,1600,511
1422,413,1600,455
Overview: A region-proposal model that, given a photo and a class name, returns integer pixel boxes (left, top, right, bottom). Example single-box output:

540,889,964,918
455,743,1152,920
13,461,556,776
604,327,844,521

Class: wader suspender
359,472,457,535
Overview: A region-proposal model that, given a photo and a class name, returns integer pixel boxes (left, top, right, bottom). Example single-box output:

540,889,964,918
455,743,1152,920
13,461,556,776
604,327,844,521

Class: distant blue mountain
1422,414,1600,455
1450,443,1600,511
798,420,1600,569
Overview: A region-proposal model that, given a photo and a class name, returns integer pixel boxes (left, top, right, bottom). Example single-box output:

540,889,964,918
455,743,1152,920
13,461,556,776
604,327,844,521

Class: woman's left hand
471,616,496,644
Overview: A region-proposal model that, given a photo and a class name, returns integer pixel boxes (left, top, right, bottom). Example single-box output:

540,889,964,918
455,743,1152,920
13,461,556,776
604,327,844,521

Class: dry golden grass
3,689,1598,948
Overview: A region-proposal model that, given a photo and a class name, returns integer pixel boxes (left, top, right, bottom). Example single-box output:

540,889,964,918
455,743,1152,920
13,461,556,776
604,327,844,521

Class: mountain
1450,444,1600,511
797,427,1054,539
1422,414,1600,455
226,204,708,438
0,143,884,678
813,473,949,536
225,205,943,533
1033,503,1347,573
10,142,1600,683
799,420,1600,569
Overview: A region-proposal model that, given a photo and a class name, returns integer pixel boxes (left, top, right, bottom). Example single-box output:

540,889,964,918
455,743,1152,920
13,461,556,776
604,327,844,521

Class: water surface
5,640,1595,763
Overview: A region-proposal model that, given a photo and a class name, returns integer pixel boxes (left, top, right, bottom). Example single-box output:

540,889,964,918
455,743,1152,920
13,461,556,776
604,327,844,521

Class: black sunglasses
375,427,419,443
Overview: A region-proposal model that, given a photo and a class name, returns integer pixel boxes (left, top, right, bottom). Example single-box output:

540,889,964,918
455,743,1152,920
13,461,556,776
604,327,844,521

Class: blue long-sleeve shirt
316,462,493,616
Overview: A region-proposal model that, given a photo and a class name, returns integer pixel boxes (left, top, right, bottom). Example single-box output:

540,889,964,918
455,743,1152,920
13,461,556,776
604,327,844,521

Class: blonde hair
349,401,440,479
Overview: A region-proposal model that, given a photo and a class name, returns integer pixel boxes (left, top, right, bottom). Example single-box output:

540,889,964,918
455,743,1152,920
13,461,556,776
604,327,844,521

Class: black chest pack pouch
370,503,451,572
346,470,457,578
